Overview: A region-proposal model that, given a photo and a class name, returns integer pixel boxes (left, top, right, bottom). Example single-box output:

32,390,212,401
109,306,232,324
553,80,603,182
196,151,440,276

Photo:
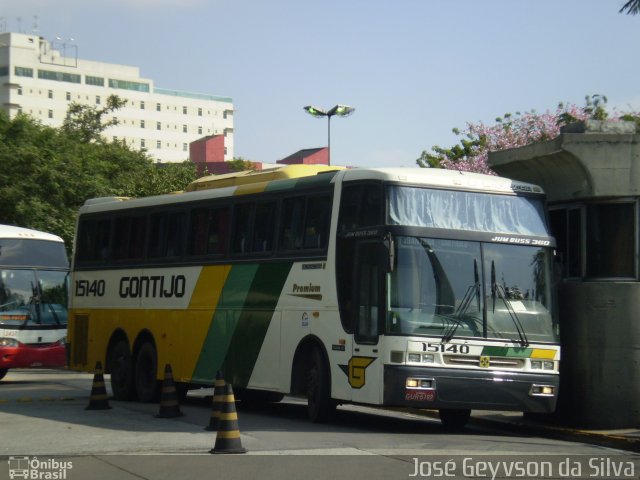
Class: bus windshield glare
0,269,68,327
386,237,558,344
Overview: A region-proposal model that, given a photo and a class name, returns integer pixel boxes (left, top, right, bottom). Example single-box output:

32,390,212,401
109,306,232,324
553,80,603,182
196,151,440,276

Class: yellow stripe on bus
530,349,557,360
180,265,232,377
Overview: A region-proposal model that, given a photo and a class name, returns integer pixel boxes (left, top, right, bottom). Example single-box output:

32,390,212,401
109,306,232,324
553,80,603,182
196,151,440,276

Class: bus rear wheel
0,369,8,381
108,339,135,400
307,347,336,423
135,342,160,403
439,408,471,429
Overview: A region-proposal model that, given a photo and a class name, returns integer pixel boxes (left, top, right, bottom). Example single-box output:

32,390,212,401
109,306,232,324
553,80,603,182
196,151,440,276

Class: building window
15,66,34,77
586,202,635,278
18,87,23,96
140,120,145,129
48,90,53,99
108,79,149,92
183,143,188,151
157,140,161,149
85,75,105,86
198,126,203,135
38,69,81,83
550,201,637,280
182,125,187,133
66,92,71,101
140,101,145,110
156,103,161,112
48,110,53,119
183,106,187,114
198,107,202,117
157,122,161,131
141,139,146,148
96,95,101,105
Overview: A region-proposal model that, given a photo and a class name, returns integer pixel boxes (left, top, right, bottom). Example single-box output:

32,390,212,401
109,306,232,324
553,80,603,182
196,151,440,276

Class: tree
226,157,258,172
0,100,198,250
62,94,128,143
417,95,639,174
620,0,640,15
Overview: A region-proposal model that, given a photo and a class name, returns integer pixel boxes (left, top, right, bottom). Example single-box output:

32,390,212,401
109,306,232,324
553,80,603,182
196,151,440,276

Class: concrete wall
489,120,640,428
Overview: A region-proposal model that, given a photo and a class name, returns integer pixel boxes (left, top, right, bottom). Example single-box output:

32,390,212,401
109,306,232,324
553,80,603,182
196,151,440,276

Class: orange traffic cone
210,383,247,454
205,370,226,431
86,361,111,410
155,364,183,418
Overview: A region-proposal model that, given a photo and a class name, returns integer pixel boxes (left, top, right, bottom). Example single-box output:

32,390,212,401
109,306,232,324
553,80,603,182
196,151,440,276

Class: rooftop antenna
32,16,39,34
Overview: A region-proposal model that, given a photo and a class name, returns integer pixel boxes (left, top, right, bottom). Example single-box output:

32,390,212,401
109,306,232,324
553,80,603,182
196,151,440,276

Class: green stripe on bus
264,178,299,192
223,262,293,388
192,262,293,385
192,264,259,382
481,346,533,358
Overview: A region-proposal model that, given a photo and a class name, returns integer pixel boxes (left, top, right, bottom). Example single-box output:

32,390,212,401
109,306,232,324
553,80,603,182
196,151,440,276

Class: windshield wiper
442,259,482,343
491,260,529,347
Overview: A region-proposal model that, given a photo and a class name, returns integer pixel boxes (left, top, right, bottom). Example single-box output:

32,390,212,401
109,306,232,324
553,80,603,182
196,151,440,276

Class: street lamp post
303,104,355,165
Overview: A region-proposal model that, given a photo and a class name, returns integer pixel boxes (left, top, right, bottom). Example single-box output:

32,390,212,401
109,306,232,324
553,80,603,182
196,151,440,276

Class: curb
417,410,640,453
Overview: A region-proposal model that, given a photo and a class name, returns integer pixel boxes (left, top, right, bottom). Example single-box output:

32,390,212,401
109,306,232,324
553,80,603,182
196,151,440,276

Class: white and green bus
68,165,560,427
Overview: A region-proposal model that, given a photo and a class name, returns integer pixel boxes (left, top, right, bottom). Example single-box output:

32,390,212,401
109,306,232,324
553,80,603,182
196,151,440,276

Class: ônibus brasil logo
8,456,73,480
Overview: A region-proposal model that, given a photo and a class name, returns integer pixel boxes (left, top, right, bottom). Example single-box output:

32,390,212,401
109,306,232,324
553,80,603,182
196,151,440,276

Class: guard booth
489,120,640,428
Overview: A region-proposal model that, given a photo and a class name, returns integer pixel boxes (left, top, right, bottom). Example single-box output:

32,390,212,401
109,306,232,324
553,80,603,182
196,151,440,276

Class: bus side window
78,219,111,263
280,197,305,251
339,183,383,233
254,202,276,252
166,212,185,257
304,195,331,249
355,243,381,344
189,208,210,256
208,207,229,256
339,185,361,232
232,204,253,254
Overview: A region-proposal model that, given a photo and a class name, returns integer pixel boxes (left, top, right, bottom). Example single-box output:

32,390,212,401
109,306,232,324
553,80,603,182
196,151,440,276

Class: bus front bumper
384,365,559,413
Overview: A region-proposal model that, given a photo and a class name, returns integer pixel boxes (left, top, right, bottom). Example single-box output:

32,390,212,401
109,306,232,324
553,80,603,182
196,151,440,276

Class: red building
277,147,328,166
189,137,328,175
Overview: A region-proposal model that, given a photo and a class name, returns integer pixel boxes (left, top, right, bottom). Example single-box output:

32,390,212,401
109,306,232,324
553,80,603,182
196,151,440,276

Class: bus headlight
406,377,435,389
407,353,421,363
407,353,436,364
531,360,542,369
543,361,555,370
529,384,555,397
0,338,20,347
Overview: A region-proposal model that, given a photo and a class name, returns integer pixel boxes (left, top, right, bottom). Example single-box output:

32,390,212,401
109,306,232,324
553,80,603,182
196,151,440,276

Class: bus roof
339,167,545,195
185,164,345,192
0,224,64,243
79,166,545,215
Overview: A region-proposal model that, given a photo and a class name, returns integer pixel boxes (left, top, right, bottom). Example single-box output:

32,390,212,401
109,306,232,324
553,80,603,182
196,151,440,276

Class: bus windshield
0,269,68,327
386,237,558,343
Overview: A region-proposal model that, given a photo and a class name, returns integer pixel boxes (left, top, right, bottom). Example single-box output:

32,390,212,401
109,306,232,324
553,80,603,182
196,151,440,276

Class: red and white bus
0,225,69,380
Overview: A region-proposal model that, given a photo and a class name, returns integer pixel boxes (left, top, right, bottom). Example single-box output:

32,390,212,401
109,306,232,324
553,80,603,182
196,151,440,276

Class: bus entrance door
350,242,383,406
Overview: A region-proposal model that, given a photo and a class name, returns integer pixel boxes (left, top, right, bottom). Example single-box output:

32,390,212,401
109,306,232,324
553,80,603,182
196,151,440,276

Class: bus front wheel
307,347,336,423
0,369,7,381
135,342,160,403
108,339,135,400
439,408,471,429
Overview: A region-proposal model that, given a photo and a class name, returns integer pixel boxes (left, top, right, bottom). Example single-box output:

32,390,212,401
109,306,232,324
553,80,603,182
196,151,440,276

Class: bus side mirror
381,235,395,273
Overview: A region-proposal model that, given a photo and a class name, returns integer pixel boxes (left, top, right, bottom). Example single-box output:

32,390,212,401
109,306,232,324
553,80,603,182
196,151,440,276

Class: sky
2,0,639,168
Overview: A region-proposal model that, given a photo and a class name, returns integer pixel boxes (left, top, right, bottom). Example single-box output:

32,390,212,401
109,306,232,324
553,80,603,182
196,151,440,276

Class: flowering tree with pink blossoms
417,95,639,175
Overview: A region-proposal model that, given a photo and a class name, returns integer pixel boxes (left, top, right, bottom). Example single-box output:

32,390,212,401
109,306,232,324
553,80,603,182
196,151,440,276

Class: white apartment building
0,32,234,163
